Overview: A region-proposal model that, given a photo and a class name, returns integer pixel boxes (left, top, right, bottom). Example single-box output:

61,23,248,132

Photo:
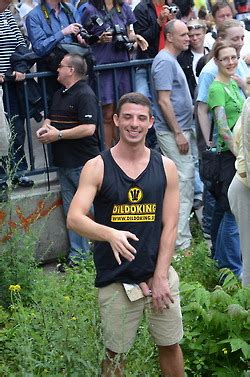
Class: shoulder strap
40,1,76,27
208,120,214,144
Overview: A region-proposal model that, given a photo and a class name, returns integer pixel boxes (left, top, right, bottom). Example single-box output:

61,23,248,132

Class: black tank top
94,149,167,287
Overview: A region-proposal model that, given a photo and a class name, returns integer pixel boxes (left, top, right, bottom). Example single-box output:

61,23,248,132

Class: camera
111,25,134,52
77,26,99,45
168,4,179,14
82,15,134,51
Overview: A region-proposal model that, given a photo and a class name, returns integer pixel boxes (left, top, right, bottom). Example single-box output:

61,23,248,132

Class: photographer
81,0,148,148
26,0,86,99
26,0,83,59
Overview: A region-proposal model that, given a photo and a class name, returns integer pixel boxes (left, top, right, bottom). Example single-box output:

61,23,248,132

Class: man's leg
156,130,194,250
99,283,145,376
149,267,184,376
158,343,184,377
57,166,90,262
102,349,125,377
189,128,203,208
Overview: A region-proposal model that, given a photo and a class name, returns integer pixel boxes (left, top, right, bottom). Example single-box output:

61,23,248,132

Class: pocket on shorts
168,266,180,295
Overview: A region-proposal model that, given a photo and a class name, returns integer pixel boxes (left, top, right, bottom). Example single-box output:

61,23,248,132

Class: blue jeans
57,166,90,262
190,128,203,201
202,179,216,235
212,202,242,277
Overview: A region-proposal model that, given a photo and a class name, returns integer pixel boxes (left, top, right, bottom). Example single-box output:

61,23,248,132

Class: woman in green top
207,40,244,278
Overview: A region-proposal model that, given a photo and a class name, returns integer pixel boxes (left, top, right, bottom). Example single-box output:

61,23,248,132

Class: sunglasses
187,24,206,31
58,63,72,68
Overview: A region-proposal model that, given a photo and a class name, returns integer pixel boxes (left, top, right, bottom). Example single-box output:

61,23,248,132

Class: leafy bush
180,274,250,376
1,215,249,376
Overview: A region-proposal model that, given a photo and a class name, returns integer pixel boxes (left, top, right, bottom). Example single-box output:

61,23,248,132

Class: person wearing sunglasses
36,54,100,267
207,40,244,279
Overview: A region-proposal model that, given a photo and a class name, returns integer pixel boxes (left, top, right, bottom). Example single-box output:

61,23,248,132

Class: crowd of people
0,0,250,374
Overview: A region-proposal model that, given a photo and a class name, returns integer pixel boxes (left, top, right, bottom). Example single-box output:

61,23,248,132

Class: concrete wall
0,181,69,262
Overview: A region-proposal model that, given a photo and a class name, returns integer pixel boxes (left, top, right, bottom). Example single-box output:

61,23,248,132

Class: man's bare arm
150,157,180,311
67,157,138,265
37,119,96,143
158,90,189,154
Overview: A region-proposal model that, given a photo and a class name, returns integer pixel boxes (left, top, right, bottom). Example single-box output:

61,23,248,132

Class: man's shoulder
204,32,215,50
26,3,42,19
84,154,104,176
134,0,153,12
153,50,175,67
237,57,249,76
67,79,96,97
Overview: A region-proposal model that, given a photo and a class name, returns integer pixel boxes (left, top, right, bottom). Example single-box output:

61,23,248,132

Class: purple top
81,2,136,64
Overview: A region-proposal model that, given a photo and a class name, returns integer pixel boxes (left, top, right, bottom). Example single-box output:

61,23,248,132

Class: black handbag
200,121,221,182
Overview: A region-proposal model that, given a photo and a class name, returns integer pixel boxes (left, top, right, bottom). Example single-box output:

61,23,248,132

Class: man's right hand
175,132,189,154
157,5,171,26
62,23,82,36
109,229,138,265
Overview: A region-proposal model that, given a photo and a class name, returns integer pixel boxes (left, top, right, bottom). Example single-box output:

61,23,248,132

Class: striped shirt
0,10,25,74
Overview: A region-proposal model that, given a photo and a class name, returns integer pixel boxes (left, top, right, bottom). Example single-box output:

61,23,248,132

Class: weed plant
0,213,249,376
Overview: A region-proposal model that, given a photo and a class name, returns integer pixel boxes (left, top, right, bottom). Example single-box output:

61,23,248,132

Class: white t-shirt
191,50,204,83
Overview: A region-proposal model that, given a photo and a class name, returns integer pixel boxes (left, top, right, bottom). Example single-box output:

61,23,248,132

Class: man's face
223,26,245,56
188,27,206,51
170,22,190,53
214,6,233,27
57,57,73,84
113,103,154,145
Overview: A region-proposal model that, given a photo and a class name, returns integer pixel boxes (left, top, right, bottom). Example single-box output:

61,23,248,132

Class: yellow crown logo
128,187,143,203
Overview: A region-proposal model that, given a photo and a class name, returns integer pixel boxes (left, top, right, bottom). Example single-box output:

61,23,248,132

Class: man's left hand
150,275,174,312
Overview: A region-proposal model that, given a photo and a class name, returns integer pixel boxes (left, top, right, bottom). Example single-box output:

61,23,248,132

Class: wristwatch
58,131,63,140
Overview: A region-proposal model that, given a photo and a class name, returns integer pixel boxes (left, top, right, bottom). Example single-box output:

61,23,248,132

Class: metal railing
3,58,153,180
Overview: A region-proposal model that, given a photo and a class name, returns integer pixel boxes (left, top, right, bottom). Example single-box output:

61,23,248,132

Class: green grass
0,217,249,376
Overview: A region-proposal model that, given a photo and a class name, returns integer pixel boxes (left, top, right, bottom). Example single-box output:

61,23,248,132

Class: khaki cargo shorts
98,266,183,353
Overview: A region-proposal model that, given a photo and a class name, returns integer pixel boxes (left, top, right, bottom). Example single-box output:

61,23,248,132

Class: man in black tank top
68,93,184,376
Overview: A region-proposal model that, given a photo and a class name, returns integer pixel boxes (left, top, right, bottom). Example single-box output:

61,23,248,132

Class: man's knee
158,343,181,354
102,349,125,377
